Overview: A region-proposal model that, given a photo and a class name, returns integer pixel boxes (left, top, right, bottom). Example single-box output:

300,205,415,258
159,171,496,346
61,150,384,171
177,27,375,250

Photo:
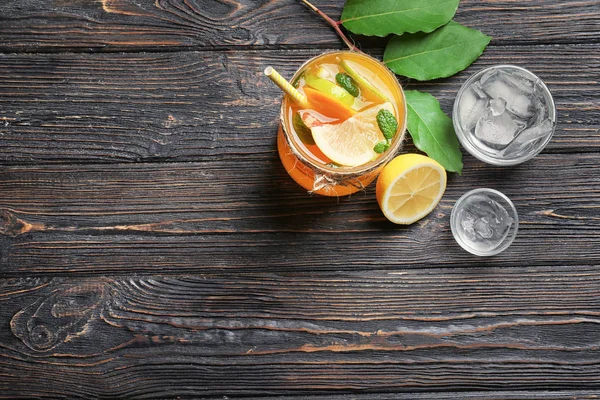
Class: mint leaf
335,73,359,97
376,109,398,140
373,141,390,154
292,113,315,145
405,90,463,173
384,21,491,81
341,0,460,37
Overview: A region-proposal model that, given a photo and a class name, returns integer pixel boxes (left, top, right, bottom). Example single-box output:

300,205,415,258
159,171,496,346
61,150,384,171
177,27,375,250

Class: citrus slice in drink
308,102,393,167
341,59,388,102
303,87,356,121
376,154,447,224
304,71,355,107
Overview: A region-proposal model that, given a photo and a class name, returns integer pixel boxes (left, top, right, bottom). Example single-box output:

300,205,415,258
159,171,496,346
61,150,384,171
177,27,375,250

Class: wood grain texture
248,393,600,400
1,268,600,397
0,0,598,52
1,0,599,398
0,152,598,275
0,45,598,163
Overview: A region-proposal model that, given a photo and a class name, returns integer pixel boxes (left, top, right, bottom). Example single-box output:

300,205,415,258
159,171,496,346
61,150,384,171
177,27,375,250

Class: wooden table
1,0,599,398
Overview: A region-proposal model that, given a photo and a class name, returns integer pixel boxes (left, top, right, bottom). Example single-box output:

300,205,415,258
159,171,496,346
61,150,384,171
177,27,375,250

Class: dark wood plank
0,152,598,275
247,392,600,400
2,269,600,397
0,45,598,163
0,0,598,52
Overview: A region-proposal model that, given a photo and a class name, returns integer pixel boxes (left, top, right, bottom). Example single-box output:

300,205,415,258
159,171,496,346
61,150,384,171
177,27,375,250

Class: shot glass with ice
451,188,518,256
453,65,556,165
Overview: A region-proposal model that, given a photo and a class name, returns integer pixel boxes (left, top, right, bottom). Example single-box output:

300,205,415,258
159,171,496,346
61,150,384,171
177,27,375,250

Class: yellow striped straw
264,66,309,108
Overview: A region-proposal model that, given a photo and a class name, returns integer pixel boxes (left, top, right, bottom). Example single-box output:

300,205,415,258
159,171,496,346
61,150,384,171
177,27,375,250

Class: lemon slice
310,102,394,167
376,154,447,224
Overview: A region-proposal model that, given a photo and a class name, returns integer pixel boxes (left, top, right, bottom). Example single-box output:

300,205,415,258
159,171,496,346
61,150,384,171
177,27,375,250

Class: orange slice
303,87,356,121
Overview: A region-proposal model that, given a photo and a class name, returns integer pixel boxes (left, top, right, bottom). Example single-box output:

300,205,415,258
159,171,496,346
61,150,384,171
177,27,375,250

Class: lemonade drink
277,51,406,196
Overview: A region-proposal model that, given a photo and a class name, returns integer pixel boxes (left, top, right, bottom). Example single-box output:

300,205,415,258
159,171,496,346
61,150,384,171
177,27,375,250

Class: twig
299,0,361,53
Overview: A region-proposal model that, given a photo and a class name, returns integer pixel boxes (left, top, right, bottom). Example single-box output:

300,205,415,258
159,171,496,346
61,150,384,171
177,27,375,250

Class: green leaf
404,90,463,173
373,141,390,154
384,21,491,81
335,73,359,97
376,109,398,140
341,0,460,37
292,113,315,145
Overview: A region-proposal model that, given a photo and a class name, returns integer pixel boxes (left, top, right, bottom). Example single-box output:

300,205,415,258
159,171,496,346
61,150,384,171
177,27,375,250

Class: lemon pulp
376,154,447,224
308,102,394,167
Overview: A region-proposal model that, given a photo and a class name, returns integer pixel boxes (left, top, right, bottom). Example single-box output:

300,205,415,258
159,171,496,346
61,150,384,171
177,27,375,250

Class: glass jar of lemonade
277,51,407,196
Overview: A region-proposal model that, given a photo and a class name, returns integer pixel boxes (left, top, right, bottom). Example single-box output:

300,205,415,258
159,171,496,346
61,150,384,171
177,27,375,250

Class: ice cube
499,69,535,93
486,198,512,236
472,82,487,98
479,69,498,85
522,92,548,127
490,98,507,116
461,195,513,246
473,217,494,239
475,109,521,149
501,118,554,157
530,81,549,120
459,87,489,131
460,210,477,240
520,118,554,143
480,72,535,119
459,87,478,115
464,194,503,220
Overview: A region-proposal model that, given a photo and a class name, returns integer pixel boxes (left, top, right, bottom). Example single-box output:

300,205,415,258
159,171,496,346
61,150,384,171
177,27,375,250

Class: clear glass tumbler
451,188,519,256
453,65,556,166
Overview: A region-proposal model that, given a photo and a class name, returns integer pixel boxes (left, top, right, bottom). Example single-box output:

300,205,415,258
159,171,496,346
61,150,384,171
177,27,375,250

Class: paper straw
264,66,308,107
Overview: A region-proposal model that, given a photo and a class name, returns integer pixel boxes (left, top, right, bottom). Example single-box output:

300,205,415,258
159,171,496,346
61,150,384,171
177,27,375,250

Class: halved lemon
310,102,394,167
376,154,447,224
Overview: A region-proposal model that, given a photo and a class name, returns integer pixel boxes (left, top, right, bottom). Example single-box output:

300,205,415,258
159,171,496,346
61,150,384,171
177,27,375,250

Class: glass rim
450,188,519,256
452,64,556,166
280,50,408,177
